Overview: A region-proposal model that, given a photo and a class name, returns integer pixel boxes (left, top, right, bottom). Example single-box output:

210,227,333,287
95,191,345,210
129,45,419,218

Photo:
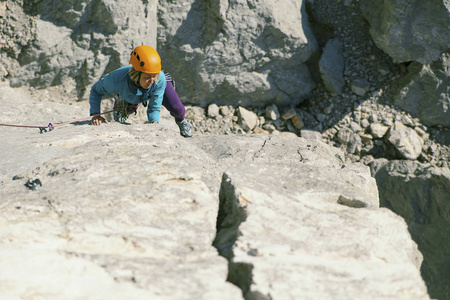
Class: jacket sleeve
89,73,117,115
147,72,167,123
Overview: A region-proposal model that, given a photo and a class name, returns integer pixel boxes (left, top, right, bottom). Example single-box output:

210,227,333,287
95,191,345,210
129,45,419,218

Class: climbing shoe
176,120,192,138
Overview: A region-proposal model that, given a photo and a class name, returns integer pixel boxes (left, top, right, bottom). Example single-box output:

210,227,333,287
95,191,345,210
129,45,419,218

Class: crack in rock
213,172,254,298
213,172,273,300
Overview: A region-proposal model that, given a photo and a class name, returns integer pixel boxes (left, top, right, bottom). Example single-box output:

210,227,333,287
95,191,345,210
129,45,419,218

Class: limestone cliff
1,0,449,299
0,87,429,299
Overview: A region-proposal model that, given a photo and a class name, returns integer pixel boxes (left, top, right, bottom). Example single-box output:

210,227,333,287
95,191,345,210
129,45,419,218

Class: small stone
347,134,362,154
351,78,370,96
415,127,429,139
237,106,258,132
401,115,415,127
220,105,233,116
316,113,326,123
337,127,353,144
262,124,277,133
207,104,220,119
360,134,373,143
360,155,375,166
350,121,362,133
265,104,280,121
361,119,370,128
323,104,334,115
370,123,389,139
281,107,297,120
291,114,303,130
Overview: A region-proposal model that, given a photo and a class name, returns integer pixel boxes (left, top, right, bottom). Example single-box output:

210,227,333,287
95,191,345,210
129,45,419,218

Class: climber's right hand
91,115,108,126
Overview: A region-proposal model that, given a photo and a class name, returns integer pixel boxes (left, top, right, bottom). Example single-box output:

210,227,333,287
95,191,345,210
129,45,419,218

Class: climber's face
140,73,158,89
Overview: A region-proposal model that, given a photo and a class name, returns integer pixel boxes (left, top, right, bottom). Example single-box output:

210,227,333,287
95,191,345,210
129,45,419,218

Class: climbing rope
0,103,138,134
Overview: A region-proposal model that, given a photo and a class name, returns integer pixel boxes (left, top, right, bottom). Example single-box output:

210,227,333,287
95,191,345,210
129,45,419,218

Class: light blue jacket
89,65,166,123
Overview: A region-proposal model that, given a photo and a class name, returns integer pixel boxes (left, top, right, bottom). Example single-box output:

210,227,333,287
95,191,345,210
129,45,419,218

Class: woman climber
89,45,192,137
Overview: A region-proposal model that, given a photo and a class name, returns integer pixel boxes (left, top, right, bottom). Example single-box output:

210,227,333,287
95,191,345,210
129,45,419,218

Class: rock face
1,0,157,100
201,134,428,300
157,0,318,107
371,159,450,300
359,0,450,129
359,0,450,65
0,90,430,299
394,55,450,128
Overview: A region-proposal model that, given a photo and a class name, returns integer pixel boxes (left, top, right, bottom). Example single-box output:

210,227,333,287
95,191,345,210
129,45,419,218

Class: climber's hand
91,115,108,126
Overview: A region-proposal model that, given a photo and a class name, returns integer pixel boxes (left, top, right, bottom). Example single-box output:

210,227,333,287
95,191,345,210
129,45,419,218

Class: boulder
319,37,345,94
371,159,450,300
360,0,450,65
394,54,450,128
387,121,423,160
157,0,318,107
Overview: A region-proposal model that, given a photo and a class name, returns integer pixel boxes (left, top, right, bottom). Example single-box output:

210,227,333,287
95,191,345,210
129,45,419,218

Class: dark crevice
213,172,256,299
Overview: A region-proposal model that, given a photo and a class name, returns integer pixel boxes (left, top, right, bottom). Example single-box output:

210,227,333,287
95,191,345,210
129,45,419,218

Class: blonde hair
129,67,141,87
129,67,159,88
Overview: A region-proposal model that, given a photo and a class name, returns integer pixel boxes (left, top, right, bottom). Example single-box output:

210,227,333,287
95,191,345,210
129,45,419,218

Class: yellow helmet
129,45,161,74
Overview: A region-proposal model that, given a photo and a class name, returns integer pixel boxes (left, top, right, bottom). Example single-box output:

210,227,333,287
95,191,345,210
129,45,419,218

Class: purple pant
162,81,185,122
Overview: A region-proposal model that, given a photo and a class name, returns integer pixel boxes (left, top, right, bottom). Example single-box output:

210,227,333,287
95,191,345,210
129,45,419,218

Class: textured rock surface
371,159,450,300
359,0,450,65
393,55,450,128
157,0,318,107
0,87,430,299
387,121,424,160
0,96,241,299
319,37,345,94
1,0,157,100
1,1,449,297
206,135,429,300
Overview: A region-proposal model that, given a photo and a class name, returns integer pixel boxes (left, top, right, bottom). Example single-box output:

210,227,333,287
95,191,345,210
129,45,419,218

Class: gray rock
265,104,280,121
319,38,345,94
209,136,428,300
347,133,362,154
281,107,297,120
337,127,354,144
387,121,423,160
371,159,450,300
6,0,158,100
360,0,450,65
0,127,242,299
219,105,234,117
207,103,220,119
0,90,431,299
370,123,389,138
394,54,450,128
351,77,370,96
237,106,258,132
158,0,318,107
350,121,362,133
361,118,370,128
